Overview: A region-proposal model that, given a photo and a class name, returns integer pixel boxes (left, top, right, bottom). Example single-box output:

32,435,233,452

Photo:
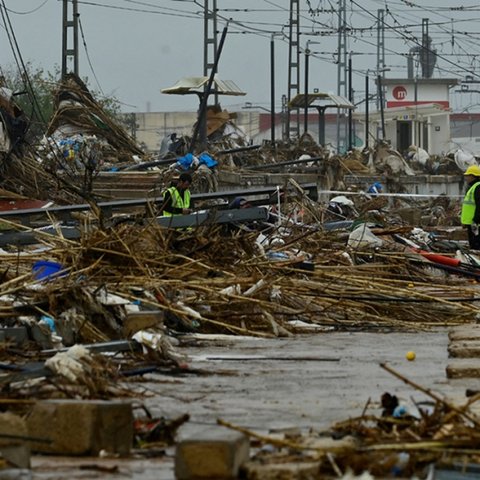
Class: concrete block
175,427,249,480
0,412,30,468
446,359,480,378
448,340,480,358
122,311,164,337
449,325,480,342
26,400,133,456
243,461,322,480
395,208,421,225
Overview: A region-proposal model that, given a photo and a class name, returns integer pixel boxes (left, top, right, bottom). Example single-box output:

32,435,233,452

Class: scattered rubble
0,75,479,478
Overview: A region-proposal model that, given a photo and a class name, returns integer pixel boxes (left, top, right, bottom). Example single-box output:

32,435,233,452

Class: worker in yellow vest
461,165,480,249
159,172,193,217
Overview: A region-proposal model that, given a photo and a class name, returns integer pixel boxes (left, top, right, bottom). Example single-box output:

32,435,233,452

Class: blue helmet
368,182,383,193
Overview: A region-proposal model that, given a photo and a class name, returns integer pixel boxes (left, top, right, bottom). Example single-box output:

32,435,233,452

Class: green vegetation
2,63,121,139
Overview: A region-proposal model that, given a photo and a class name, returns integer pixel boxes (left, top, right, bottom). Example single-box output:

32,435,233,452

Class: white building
363,78,459,155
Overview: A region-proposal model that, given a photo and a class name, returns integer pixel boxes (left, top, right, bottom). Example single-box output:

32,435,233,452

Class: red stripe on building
386,100,450,109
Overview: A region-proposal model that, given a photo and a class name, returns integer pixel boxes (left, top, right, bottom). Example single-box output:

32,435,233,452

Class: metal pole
270,35,276,146
189,24,229,153
203,0,219,105
61,0,68,79
304,47,310,134
317,107,326,146
348,53,353,150
72,0,79,75
61,0,79,78
365,74,369,149
377,74,385,140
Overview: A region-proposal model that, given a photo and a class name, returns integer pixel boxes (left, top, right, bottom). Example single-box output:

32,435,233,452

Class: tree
1,62,121,140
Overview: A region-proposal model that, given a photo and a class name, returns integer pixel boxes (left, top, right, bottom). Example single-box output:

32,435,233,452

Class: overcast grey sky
2,0,480,114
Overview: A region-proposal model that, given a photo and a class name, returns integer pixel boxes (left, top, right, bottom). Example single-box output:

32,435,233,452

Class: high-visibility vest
461,181,480,225
162,186,191,217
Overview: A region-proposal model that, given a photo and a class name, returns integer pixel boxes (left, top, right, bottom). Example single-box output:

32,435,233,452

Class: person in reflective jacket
461,165,480,249
159,172,193,216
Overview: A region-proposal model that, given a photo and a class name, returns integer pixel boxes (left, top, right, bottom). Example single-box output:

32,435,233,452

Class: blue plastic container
32,261,64,281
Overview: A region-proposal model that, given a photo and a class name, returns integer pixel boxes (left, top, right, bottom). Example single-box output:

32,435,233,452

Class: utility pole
376,9,385,109
348,52,353,150
203,0,218,106
281,94,288,141
336,0,347,153
61,0,79,79
304,44,310,135
270,35,276,147
365,74,369,149
286,0,300,141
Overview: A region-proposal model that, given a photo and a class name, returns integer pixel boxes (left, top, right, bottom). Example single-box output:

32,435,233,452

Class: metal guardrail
0,183,318,226
0,207,270,246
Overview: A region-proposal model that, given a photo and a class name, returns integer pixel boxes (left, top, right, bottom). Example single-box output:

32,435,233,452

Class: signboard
392,86,408,101
385,83,450,109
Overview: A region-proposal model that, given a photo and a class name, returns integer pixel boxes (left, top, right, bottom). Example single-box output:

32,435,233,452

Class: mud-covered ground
31,329,477,479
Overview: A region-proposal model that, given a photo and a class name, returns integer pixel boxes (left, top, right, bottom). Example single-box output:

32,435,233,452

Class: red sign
392,86,408,100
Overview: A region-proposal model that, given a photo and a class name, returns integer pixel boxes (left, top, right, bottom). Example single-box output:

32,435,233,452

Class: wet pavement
30,329,478,479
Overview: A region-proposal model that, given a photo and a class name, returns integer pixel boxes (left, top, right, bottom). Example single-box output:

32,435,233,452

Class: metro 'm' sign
386,81,450,109
393,86,407,100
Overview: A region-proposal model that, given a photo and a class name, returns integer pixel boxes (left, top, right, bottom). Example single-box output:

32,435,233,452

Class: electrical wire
76,0,200,19
0,1,43,124
3,0,50,15
78,16,103,95
5,0,480,113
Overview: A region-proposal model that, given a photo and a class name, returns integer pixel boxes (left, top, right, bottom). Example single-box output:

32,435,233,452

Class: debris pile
0,74,478,477
0,185,477,351
45,73,144,167
224,363,480,479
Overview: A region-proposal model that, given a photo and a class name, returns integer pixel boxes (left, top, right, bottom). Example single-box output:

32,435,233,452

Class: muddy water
31,329,477,479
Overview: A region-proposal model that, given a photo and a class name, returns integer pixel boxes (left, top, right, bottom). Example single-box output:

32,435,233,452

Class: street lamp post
304,46,310,134
270,34,276,146
303,40,323,137
365,74,369,149
348,52,353,150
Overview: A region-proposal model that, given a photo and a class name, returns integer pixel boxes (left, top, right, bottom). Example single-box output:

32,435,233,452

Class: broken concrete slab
26,400,133,456
448,324,480,342
448,340,480,358
175,427,249,480
0,412,30,469
446,359,480,378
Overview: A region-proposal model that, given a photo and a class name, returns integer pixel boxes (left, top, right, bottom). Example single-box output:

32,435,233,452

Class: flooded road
31,329,477,479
